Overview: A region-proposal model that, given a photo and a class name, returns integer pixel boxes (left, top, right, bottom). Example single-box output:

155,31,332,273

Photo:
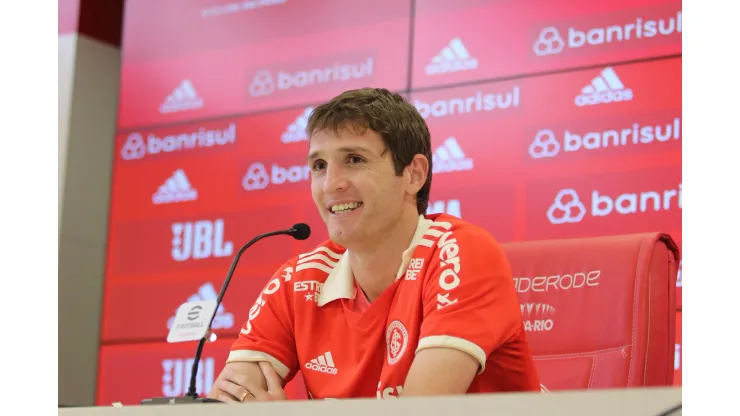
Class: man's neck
348,211,420,302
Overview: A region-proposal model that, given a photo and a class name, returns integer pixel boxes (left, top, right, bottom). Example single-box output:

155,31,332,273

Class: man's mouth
329,202,363,215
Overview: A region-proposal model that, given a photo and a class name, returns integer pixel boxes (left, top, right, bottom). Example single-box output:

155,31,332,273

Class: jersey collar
316,215,434,307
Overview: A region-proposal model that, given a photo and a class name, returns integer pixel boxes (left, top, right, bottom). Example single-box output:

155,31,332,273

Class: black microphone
141,223,311,405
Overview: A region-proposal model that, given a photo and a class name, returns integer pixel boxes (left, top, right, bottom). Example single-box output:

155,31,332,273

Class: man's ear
405,154,429,195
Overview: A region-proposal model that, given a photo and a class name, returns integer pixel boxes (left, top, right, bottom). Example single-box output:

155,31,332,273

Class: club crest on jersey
386,320,409,365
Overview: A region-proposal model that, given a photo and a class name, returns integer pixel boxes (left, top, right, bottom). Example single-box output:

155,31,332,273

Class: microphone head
289,223,311,240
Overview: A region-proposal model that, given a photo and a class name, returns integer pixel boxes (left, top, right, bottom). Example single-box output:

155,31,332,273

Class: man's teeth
331,202,362,213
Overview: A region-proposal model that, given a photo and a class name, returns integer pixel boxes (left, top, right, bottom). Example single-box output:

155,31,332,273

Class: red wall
97,0,682,405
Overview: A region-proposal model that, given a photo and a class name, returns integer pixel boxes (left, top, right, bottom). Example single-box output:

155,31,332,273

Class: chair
501,232,680,391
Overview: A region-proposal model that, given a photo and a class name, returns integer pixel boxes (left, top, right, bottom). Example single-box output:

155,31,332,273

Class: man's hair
305,88,433,214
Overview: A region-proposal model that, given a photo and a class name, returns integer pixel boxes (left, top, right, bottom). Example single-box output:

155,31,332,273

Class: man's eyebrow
307,150,321,162
337,146,373,155
307,146,374,162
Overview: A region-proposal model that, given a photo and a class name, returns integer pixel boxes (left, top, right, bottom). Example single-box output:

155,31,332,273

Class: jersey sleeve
417,224,522,374
227,259,298,381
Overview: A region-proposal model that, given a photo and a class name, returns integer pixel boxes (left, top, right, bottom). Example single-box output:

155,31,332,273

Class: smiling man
208,88,540,402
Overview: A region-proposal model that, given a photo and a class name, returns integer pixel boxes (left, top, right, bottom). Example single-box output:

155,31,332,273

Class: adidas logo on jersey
281,106,314,143
432,137,474,174
305,352,338,375
159,80,204,114
153,169,198,204
425,37,478,76
574,67,633,107
166,283,234,330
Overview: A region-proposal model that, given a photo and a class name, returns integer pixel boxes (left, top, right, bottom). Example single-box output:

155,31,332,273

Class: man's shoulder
417,214,510,277
422,213,503,251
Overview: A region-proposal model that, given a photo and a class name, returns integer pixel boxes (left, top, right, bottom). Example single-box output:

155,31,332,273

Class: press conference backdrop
97,0,682,405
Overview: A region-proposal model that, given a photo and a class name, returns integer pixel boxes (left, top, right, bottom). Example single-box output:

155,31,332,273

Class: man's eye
348,156,364,164
312,161,326,171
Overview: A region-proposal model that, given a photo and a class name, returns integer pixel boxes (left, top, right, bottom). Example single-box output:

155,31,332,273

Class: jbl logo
427,199,461,218
161,358,215,397
171,219,234,261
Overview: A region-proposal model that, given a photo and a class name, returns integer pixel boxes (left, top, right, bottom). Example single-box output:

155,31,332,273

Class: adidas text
305,362,338,375
575,88,633,107
305,352,338,375
414,87,520,119
575,67,633,107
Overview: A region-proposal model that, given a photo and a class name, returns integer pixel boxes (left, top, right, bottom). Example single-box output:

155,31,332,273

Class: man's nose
323,164,349,193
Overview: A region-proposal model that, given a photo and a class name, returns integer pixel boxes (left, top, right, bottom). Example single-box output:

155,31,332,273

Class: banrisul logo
528,117,682,159
547,184,682,224
533,11,682,56
121,124,236,161
413,87,520,119
248,57,374,97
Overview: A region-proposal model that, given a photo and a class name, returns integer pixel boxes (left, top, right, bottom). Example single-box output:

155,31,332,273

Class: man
208,88,540,402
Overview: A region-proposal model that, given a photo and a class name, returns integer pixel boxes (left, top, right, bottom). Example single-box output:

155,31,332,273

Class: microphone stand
141,224,309,405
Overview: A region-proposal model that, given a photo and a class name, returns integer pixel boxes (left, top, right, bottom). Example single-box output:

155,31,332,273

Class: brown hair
305,88,433,214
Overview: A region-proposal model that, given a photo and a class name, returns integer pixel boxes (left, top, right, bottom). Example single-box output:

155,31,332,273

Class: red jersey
228,213,540,399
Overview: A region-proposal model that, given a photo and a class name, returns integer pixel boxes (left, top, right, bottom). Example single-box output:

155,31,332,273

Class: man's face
307,126,408,248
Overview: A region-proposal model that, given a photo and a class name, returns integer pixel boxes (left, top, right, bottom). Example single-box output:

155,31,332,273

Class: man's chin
328,224,364,247
328,228,351,246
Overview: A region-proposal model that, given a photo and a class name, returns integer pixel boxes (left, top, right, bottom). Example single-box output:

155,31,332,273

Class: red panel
114,118,241,165
117,1,411,129
109,111,325,222
426,185,517,244
104,0,683,398
110,147,313,223
121,0,411,62
412,0,681,89
412,58,681,168
101,272,266,343
674,311,682,385
96,340,306,405
525,166,681,240
412,57,681,127
106,212,300,279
